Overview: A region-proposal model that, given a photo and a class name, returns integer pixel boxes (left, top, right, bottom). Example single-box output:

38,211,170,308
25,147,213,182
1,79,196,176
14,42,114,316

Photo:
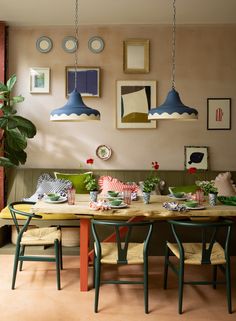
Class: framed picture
184,146,208,170
66,66,100,97
116,80,157,129
30,67,50,93
207,98,231,130
123,39,149,73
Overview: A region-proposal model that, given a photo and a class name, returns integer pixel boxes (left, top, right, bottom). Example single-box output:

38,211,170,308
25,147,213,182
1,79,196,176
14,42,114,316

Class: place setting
42,193,67,204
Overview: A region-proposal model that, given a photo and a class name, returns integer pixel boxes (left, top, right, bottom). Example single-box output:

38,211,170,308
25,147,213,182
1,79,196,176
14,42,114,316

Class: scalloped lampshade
50,89,100,121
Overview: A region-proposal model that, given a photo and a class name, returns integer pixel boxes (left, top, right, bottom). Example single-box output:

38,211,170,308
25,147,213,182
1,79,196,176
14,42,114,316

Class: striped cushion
98,176,139,195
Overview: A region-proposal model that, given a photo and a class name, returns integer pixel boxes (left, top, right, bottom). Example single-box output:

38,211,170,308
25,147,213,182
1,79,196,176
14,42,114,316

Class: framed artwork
66,66,100,97
116,80,157,129
123,39,150,73
184,146,208,170
207,98,231,130
30,67,50,93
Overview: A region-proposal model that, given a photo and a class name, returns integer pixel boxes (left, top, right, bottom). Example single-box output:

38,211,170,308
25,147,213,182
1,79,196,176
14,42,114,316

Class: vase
208,193,217,206
142,192,151,204
90,191,98,202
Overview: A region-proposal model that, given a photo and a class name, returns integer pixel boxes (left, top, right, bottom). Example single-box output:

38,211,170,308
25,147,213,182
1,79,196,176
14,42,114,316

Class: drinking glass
67,188,76,205
123,187,132,205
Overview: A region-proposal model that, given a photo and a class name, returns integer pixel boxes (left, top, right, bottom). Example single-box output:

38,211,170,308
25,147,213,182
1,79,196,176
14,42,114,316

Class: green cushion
169,185,198,194
54,172,92,194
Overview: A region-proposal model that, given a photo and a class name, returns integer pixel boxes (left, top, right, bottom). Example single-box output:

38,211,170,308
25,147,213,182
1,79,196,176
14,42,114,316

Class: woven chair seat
96,242,144,264
167,242,226,265
21,227,61,245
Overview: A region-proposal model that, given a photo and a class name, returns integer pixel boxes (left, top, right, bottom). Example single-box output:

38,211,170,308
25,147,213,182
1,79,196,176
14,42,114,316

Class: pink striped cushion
98,176,139,195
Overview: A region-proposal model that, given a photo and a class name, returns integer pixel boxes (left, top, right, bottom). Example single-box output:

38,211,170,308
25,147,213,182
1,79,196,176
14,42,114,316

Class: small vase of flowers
196,180,218,206
84,175,99,202
142,161,160,204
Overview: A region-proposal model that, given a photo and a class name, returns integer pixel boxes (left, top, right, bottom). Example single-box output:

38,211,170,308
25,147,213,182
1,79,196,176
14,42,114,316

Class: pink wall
8,24,236,170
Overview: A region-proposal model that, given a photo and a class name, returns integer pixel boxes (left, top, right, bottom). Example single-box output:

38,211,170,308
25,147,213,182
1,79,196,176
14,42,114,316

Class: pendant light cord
74,0,79,89
171,0,176,89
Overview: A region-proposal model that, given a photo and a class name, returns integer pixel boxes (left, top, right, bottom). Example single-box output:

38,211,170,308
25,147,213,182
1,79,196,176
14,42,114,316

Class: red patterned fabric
98,176,139,195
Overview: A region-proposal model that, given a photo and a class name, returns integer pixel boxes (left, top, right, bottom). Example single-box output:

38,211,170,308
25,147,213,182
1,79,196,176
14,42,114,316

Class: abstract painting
184,146,208,170
207,98,231,130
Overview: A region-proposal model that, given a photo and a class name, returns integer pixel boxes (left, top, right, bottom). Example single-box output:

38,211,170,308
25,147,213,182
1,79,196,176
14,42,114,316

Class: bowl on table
110,199,123,206
172,192,185,199
107,191,120,197
184,200,199,208
46,193,60,201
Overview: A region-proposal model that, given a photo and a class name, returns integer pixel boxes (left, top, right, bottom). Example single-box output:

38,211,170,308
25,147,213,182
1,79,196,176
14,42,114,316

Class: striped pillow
98,176,139,195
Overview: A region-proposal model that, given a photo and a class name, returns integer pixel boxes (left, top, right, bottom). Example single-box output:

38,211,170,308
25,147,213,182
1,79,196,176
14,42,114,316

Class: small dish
184,201,199,208
44,196,67,204
62,36,78,53
36,36,53,53
185,205,205,210
88,36,105,53
46,193,60,201
107,191,120,197
109,203,128,209
110,199,123,206
168,194,187,201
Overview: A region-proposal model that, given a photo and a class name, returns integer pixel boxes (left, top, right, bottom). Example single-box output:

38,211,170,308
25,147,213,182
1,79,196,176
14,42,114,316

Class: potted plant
84,175,99,202
196,180,218,206
0,74,37,167
142,176,160,204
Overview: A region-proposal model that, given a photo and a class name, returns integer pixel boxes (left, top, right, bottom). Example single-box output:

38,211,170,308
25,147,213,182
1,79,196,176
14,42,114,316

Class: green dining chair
91,219,153,313
164,218,234,314
8,201,63,290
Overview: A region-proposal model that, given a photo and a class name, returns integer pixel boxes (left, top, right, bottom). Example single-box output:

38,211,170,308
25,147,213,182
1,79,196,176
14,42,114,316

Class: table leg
80,218,90,291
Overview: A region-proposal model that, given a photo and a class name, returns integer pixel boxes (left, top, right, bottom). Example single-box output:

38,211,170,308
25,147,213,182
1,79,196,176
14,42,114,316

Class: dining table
31,194,236,292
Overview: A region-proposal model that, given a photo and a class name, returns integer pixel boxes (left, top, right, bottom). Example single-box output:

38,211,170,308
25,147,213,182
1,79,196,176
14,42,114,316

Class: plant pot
142,192,151,204
208,193,217,206
90,191,98,202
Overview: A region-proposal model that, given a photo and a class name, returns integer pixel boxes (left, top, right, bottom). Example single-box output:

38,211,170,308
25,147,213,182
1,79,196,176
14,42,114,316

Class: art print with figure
116,80,157,129
207,98,231,130
185,146,208,170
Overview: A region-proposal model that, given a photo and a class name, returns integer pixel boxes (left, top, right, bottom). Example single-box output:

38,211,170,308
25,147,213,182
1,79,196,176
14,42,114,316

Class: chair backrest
91,220,153,264
8,201,42,242
168,219,234,264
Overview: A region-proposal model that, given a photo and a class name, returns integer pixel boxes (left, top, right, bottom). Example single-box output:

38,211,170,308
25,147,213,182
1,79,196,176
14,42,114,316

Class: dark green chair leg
19,245,26,271
59,240,63,270
178,261,184,314
92,257,96,289
212,265,217,289
163,244,170,289
144,257,149,314
94,257,101,313
54,239,61,290
12,242,21,289
225,261,232,314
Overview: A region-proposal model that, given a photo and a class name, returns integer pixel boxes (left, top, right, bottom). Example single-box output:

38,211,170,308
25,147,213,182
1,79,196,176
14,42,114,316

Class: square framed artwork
66,66,100,97
30,67,50,93
184,146,208,170
207,98,231,130
123,39,150,73
116,80,157,129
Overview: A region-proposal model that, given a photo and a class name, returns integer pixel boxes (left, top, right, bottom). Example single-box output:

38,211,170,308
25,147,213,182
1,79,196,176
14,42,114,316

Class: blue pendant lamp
50,0,100,122
148,0,198,120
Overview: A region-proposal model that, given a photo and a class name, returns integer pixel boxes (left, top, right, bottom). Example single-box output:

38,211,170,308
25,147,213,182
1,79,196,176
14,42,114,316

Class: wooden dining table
31,194,236,292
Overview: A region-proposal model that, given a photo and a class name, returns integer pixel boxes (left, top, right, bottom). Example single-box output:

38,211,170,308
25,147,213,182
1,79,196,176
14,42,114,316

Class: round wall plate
96,145,112,160
62,36,78,53
36,36,53,53
88,36,105,53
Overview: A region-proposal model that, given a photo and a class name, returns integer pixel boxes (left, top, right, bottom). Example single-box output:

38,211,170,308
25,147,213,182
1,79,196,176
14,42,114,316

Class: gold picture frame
123,39,150,73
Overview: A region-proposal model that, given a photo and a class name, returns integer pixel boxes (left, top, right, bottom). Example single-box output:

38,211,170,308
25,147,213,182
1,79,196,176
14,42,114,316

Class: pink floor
0,255,235,321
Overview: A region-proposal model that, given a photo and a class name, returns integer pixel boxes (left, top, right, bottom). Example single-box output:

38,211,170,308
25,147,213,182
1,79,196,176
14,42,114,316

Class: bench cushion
0,204,78,220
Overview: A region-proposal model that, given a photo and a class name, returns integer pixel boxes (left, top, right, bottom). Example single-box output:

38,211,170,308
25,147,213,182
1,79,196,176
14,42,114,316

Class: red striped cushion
98,176,139,195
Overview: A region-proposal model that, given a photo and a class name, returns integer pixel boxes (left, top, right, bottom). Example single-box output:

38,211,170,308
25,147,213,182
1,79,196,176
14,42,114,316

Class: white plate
109,203,128,209
44,196,67,204
185,205,205,210
168,194,187,201
106,195,123,200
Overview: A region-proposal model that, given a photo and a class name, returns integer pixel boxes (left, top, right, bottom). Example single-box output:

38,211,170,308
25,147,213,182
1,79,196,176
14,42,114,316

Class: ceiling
1,0,236,26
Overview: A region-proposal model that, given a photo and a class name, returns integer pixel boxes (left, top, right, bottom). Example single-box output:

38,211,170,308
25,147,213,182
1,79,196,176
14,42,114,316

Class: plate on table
44,196,67,204
168,194,187,201
109,203,128,209
106,195,123,200
185,205,205,210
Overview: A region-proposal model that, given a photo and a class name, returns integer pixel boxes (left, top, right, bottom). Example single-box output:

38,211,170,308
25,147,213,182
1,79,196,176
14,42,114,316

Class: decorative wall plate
62,36,78,53
88,36,105,53
96,145,112,160
36,36,53,53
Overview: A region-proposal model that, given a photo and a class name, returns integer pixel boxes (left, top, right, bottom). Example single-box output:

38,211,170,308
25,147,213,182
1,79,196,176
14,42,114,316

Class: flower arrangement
196,180,218,195
142,161,160,193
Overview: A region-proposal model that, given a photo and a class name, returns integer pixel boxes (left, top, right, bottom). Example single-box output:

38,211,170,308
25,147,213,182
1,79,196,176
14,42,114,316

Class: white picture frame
30,67,50,93
184,146,208,170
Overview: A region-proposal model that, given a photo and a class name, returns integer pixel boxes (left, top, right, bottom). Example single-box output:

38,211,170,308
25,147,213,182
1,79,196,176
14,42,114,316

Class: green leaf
5,128,27,151
0,117,8,129
0,83,8,92
0,95,8,101
0,156,16,167
7,117,18,129
6,74,17,91
13,116,37,138
12,95,24,103
5,145,27,165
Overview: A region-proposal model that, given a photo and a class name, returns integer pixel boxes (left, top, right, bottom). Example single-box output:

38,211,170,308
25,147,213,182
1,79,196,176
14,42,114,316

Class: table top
31,195,236,220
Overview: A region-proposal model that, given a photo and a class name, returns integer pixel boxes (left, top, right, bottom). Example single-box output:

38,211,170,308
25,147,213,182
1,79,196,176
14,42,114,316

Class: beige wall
8,24,236,170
